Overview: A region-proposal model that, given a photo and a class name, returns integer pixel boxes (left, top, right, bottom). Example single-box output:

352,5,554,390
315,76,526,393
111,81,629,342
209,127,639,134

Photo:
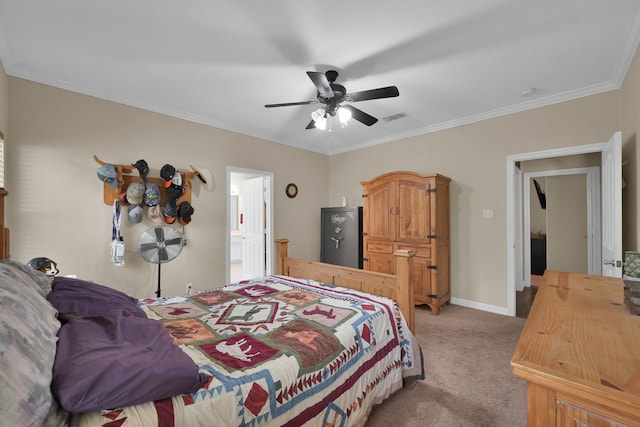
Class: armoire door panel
364,181,396,241
397,179,431,242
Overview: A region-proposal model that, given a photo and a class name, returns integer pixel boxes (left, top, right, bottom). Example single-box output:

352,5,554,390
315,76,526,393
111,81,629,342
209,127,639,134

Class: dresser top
512,271,640,414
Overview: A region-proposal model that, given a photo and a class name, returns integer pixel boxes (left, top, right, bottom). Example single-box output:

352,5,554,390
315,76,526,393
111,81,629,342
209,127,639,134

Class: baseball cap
131,159,149,182
124,181,145,205
160,164,176,188
163,202,178,224
128,204,144,224
148,204,163,224
97,164,118,189
167,184,184,204
144,182,161,206
178,201,194,225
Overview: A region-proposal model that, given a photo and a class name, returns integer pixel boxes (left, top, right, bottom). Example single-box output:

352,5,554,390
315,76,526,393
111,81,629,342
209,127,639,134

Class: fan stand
155,262,162,297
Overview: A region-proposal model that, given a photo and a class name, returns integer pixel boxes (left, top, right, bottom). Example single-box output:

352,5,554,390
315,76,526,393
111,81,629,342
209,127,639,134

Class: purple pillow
52,308,208,413
47,276,146,318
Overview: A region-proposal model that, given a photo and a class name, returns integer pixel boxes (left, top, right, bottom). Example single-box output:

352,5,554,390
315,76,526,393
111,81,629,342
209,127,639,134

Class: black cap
160,164,176,182
131,159,149,182
178,201,195,224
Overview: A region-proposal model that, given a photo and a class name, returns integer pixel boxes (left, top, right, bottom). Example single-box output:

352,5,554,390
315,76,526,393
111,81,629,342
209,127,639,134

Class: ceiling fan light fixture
338,106,352,124
311,107,327,130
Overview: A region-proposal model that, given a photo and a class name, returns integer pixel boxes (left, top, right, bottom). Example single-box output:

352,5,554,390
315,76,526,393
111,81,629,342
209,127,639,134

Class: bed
0,239,423,427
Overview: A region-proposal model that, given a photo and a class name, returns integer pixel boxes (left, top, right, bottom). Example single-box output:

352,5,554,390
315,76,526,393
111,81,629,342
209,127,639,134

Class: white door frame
506,140,613,316
226,166,274,283
521,167,601,291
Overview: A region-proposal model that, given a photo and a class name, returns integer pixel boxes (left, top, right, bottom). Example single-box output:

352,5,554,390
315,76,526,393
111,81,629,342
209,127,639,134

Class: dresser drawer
367,242,394,254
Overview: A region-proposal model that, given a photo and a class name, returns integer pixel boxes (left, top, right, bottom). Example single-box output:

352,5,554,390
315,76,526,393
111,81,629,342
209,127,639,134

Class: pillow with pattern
0,261,67,426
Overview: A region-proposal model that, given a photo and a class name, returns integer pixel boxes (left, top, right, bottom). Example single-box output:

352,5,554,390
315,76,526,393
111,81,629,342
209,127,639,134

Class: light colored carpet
366,304,528,427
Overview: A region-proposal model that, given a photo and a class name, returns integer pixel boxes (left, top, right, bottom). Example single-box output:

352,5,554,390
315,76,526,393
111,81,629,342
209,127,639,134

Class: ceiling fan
264,70,399,130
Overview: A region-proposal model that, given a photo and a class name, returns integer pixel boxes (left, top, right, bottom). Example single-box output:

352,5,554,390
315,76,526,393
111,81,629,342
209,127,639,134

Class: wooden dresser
511,271,640,426
361,171,450,314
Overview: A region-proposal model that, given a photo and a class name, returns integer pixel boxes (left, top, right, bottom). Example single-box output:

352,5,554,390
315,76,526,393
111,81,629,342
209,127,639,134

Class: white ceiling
1,1,639,155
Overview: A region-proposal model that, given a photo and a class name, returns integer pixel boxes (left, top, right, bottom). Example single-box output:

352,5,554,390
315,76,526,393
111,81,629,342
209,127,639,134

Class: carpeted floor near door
366,304,527,427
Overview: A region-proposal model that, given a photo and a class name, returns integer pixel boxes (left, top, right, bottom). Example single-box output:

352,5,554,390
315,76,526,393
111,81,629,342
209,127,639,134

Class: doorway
226,167,274,283
506,132,622,316
519,166,601,291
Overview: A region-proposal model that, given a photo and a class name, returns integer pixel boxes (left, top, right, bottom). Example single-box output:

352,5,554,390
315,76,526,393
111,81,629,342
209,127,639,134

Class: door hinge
427,294,438,299
427,188,437,193
427,265,438,270
427,234,437,239
362,232,368,236
362,257,369,262
362,194,368,198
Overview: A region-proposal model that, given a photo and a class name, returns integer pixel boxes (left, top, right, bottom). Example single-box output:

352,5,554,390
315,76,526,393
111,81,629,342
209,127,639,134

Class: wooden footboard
275,238,416,332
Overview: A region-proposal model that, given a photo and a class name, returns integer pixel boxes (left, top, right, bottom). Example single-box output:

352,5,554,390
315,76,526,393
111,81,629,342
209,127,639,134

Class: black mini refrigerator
320,206,363,269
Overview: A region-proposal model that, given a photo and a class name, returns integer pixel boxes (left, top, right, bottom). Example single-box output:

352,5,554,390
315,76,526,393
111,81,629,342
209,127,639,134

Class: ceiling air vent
381,112,407,122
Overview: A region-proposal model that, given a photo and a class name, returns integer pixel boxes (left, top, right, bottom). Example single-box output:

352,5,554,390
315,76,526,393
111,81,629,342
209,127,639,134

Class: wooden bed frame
275,238,416,332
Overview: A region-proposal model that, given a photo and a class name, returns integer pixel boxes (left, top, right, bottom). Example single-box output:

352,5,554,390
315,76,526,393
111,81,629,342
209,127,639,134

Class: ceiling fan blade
265,100,318,108
348,86,399,102
342,105,378,126
140,242,160,252
305,119,316,129
307,71,334,98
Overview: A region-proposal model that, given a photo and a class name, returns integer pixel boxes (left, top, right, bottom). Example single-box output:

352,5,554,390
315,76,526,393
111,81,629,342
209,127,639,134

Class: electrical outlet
185,283,193,294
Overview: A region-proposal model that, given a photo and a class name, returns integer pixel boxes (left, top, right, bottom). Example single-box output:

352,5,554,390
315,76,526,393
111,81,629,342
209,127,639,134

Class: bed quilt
75,275,424,427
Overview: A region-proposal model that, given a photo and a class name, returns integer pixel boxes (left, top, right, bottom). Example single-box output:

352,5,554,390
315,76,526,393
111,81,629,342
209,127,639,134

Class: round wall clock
285,183,298,198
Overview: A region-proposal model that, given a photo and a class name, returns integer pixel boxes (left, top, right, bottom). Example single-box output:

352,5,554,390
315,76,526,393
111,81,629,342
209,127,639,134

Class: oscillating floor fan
137,225,184,297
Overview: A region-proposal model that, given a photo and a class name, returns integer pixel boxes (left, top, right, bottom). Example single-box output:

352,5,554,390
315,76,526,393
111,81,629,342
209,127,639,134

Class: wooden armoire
361,171,451,314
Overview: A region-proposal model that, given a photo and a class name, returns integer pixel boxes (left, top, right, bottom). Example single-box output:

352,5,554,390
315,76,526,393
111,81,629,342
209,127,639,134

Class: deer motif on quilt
216,338,260,362
227,305,267,322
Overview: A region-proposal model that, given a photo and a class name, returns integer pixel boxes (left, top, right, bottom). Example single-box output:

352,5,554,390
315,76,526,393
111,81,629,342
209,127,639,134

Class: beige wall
328,92,620,309
545,174,588,273
5,77,329,297
622,46,640,252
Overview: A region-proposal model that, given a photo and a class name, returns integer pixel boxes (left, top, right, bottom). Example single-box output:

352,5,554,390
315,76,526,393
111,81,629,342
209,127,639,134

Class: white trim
450,298,511,317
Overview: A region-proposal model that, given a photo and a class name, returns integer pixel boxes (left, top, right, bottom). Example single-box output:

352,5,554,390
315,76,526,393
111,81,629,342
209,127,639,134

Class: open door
241,176,265,279
601,131,622,277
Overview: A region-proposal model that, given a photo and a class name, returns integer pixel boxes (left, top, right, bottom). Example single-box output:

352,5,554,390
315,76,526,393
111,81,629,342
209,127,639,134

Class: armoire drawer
397,245,431,258
366,242,394,254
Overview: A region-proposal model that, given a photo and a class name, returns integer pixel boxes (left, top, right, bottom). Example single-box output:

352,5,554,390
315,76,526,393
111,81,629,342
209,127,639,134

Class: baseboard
450,297,510,316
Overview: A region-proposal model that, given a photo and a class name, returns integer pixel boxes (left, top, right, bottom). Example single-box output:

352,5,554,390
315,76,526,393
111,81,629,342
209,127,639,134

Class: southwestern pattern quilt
75,275,424,427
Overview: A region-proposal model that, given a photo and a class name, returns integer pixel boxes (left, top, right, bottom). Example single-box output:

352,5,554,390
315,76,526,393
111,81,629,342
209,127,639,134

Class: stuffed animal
27,257,59,280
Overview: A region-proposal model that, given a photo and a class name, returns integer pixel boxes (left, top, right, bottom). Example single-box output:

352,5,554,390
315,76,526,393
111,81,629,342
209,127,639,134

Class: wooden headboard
275,238,416,332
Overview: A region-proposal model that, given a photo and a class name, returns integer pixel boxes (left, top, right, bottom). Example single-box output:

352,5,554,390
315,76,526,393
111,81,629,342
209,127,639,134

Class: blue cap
97,164,118,189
